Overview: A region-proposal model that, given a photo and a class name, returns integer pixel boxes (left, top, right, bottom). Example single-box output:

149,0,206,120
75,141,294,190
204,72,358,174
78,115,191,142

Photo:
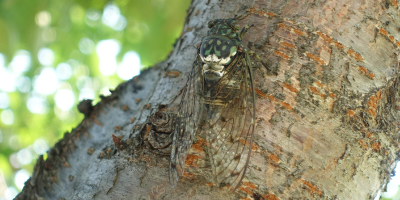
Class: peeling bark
16,0,400,199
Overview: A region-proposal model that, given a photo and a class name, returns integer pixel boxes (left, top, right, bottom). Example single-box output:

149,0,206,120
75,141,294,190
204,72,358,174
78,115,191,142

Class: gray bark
16,0,400,199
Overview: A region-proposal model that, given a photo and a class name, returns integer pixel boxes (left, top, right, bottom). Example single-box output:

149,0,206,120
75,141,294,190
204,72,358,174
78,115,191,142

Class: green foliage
0,0,190,196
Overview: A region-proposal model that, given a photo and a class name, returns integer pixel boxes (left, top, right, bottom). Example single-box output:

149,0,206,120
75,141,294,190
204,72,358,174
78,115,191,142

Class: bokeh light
96,39,120,76
56,63,73,80
14,169,30,190
37,48,55,66
79,38,95,55
0,67,16,92
33,67,58,95
0,109,14,125
117,51,141,80
0,0,191,197
9,50,31,74
0,93,9,109
27,95,48,114
16,76,31,93
35,11,51,27
55,88,75,111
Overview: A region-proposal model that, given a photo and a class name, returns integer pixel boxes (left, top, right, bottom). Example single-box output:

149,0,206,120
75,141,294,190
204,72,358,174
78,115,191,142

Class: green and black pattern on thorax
199,19,249,83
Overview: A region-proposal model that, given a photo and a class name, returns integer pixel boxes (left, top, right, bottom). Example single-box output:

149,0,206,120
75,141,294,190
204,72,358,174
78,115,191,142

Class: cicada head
200,19,243,80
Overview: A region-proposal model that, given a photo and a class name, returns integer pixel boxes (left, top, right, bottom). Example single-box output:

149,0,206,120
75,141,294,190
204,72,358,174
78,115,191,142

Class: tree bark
16,0,400,199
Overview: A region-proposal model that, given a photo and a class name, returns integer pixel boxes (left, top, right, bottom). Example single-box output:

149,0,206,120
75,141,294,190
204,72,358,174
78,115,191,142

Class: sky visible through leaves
0,0,190,199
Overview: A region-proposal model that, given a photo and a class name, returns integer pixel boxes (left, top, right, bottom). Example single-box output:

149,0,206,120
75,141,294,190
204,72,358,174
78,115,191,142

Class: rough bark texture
16,0,400,199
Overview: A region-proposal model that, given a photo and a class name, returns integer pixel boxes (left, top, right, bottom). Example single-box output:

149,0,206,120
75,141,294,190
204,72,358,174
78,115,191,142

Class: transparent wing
169,56,203,187
205,52,256,190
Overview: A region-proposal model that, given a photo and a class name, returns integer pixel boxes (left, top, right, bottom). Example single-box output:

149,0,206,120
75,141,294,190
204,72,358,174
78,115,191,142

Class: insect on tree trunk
16,0,400,199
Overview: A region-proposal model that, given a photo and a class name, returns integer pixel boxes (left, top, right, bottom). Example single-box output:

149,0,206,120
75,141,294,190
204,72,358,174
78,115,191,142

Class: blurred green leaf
0,0,190,196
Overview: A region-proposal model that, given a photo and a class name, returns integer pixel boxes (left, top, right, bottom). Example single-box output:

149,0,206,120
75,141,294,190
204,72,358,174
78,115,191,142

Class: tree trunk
16,0,400,199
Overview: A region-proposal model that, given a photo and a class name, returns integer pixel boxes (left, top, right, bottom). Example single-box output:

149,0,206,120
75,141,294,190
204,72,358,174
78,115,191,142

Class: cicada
169,17,256,190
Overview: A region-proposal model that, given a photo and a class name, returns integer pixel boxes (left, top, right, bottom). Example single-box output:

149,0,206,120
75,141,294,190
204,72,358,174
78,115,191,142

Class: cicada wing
205,54,256,190
169,57,204,187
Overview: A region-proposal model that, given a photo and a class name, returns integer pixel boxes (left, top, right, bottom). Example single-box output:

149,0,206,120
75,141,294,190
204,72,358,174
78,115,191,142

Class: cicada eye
208,20,216,28
234,24,240,30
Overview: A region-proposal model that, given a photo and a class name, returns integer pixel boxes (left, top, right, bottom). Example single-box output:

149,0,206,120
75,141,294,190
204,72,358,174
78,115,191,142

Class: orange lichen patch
251,143,259,151
366,133,373,138
122,105,128,111
376,91,382,99
315,81,324,88
307,53,325,65
165,70,180,78
112,134,121,146
240,138,251,146
279,23,288,28
392,1,398,6
329,92,336,97
130,118,135,123
238,186,252,195
143,124,151,140
269,154,280,163
389,36,395,42
334,41,344,50
385,151,389,156
207,182,214,187
255,88,268,98
115,126,122,131
301,180,323,195
283,82,299,93
63,162,70,167
278,23,305,36
281,102,293,110
317,32,333,44
370,96,377,103
256,10,266,16
293,28,306,36
263,193,279,200
136,98,141,103
367,101,377,109
371,142,381,151
267,12,276,16
185,154,202,167
281,42,295,49
396,41,400,48
192,139,206,151
358,66,368,74
182,172,195,179
274,50,290,59
242,182,257,190
379,28,389,36
358,66,374,78
369,108,377,116
269,95,275,101
309,86,320,94
358,140,368,149
250,8,256,12
348,109,355,117
347,49,362,61
94,118,103,126
353,52,363,61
